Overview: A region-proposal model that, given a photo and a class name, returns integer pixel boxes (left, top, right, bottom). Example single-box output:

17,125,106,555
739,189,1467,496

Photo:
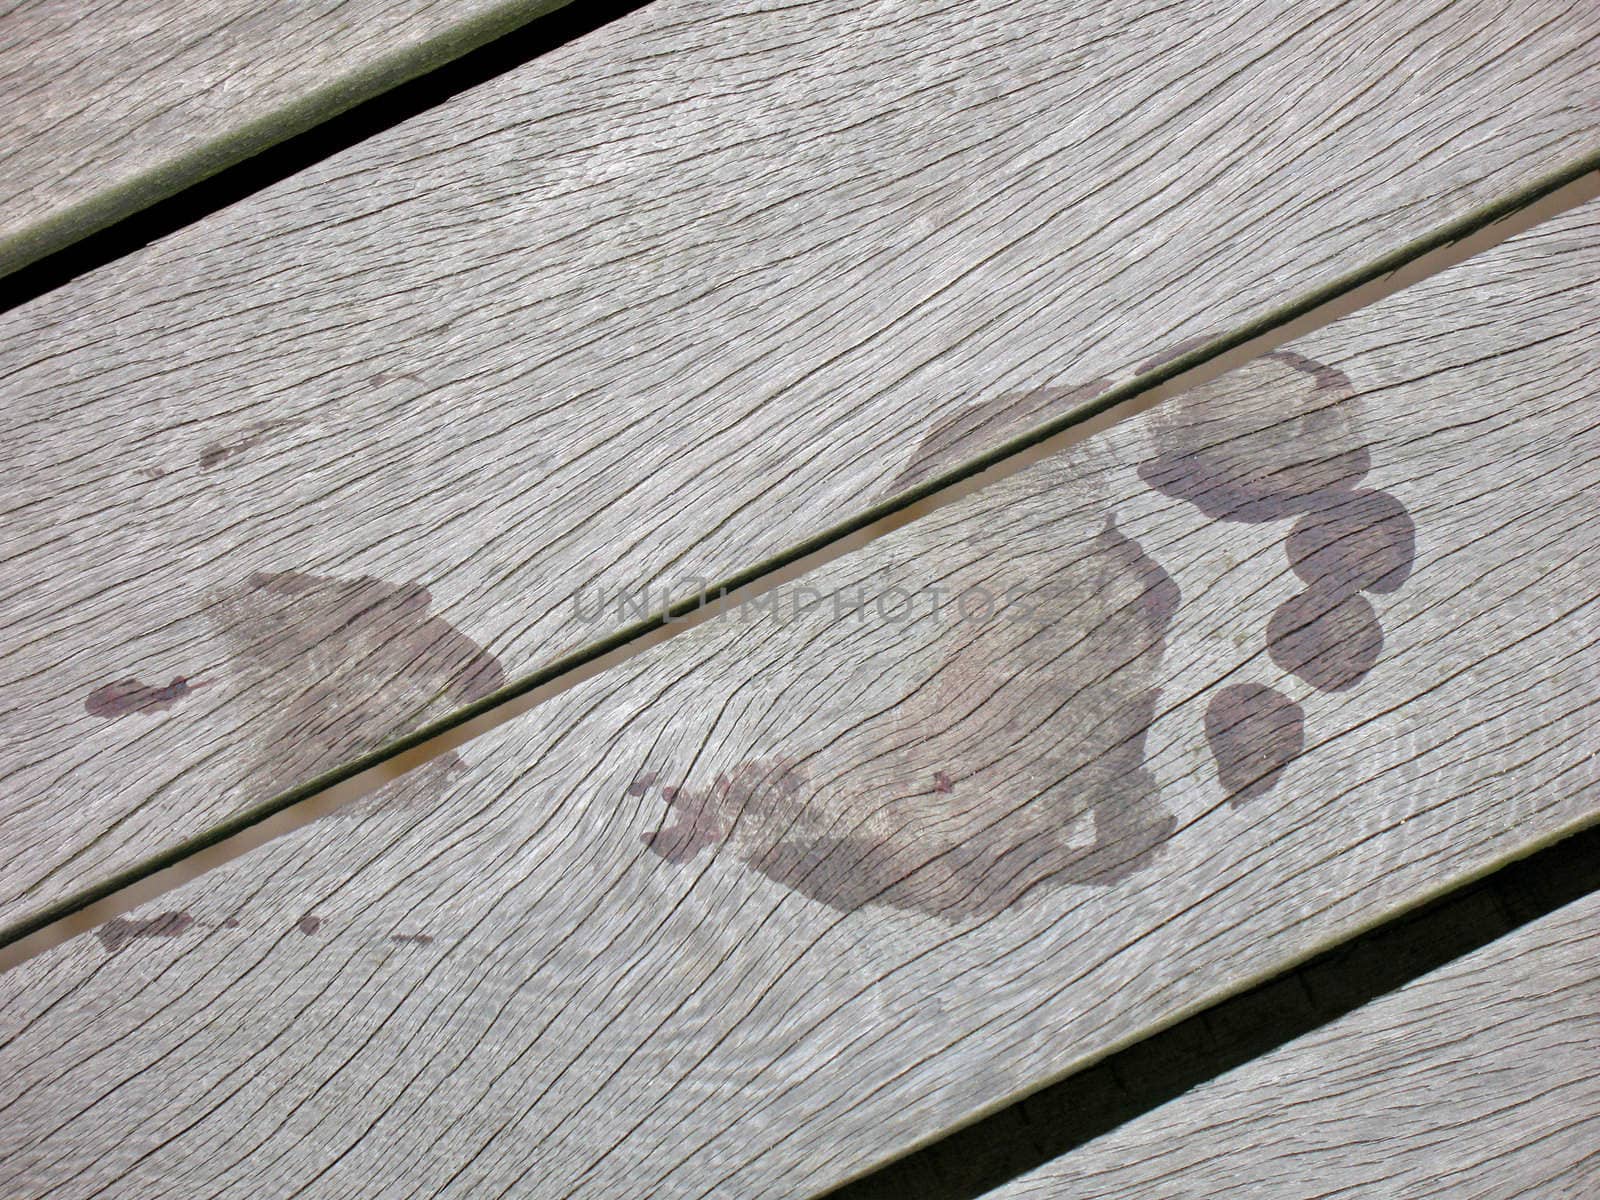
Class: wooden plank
982,889,1600,1200
0,200,1595,1199
2,0,1597,928
0,0,584,278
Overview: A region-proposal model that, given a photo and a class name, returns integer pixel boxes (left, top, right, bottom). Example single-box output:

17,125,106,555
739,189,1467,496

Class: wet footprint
1138,347,1417,803
89,571,508,821
633,381,1184,921
634,349,1415,917
206,571,508,816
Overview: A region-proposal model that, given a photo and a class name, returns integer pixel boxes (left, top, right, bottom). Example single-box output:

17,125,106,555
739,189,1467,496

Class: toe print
1137,346,1417,800
1138,347,1369,522
1267,588,1384,692
642,759,806,866
1286,488,1415,594
637,346,1416,916
1205,684,1305,805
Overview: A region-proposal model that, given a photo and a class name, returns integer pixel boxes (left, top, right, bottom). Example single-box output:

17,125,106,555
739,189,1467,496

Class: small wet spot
390,933,434,945
84,676,201,718
295,915,323,935
199,421,286,470
933,771,953,793
1205,684,1305,804
97,912,193,953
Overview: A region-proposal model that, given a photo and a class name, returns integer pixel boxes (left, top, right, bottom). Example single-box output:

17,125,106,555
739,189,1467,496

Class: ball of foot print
1286,487,1415,594
1139,349,1368,522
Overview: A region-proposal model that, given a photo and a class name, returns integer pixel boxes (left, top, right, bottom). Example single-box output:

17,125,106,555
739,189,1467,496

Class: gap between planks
813,807,1600,1200
0,147,1596,975
0,0,647,289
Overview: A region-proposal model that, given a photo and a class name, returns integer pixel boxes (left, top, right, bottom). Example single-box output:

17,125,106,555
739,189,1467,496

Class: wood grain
985,888,1600,1200
3,2,1599,927
0,201,1595,1199
0,0,583,277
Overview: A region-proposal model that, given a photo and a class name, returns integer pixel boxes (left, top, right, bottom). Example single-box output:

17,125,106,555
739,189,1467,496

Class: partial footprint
1138,347,1416,800
636,347,1415,913
637,381,1182,920
206,570,506,815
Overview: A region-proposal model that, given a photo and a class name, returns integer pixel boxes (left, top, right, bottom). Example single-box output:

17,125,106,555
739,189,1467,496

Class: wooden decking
989,887,1600,1198
4,0,1598,930
1,1,1598,1196
0,0,585,276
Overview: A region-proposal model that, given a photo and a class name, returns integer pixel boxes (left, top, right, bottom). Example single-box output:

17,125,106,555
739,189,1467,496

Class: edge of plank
2,143,1597,971
817,812,1600,1199
0,0,588,283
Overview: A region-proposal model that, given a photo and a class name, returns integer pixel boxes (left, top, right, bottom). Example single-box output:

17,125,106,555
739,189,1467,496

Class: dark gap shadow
818,819,1600,1199
2,0,654,313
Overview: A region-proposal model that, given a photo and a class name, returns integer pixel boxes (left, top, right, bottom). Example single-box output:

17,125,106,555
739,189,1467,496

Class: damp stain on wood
83,676,205,718
1267,588,1385,693
638,393,1182,919
207,569,506,815
1136,347,1418,797
1138,349,1370,522
1287,487,1416,594
92,913,443,952
1204,684,1306,804
96,912,193,953
641,758,808,867
198,420,288,470
635,347,1424,910
885,378,1113,494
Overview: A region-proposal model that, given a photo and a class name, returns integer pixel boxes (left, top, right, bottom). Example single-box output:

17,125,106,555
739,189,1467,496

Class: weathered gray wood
0,202,1595,1199
986,888,1600,1200
2,0,1598,928
0,0,581,277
